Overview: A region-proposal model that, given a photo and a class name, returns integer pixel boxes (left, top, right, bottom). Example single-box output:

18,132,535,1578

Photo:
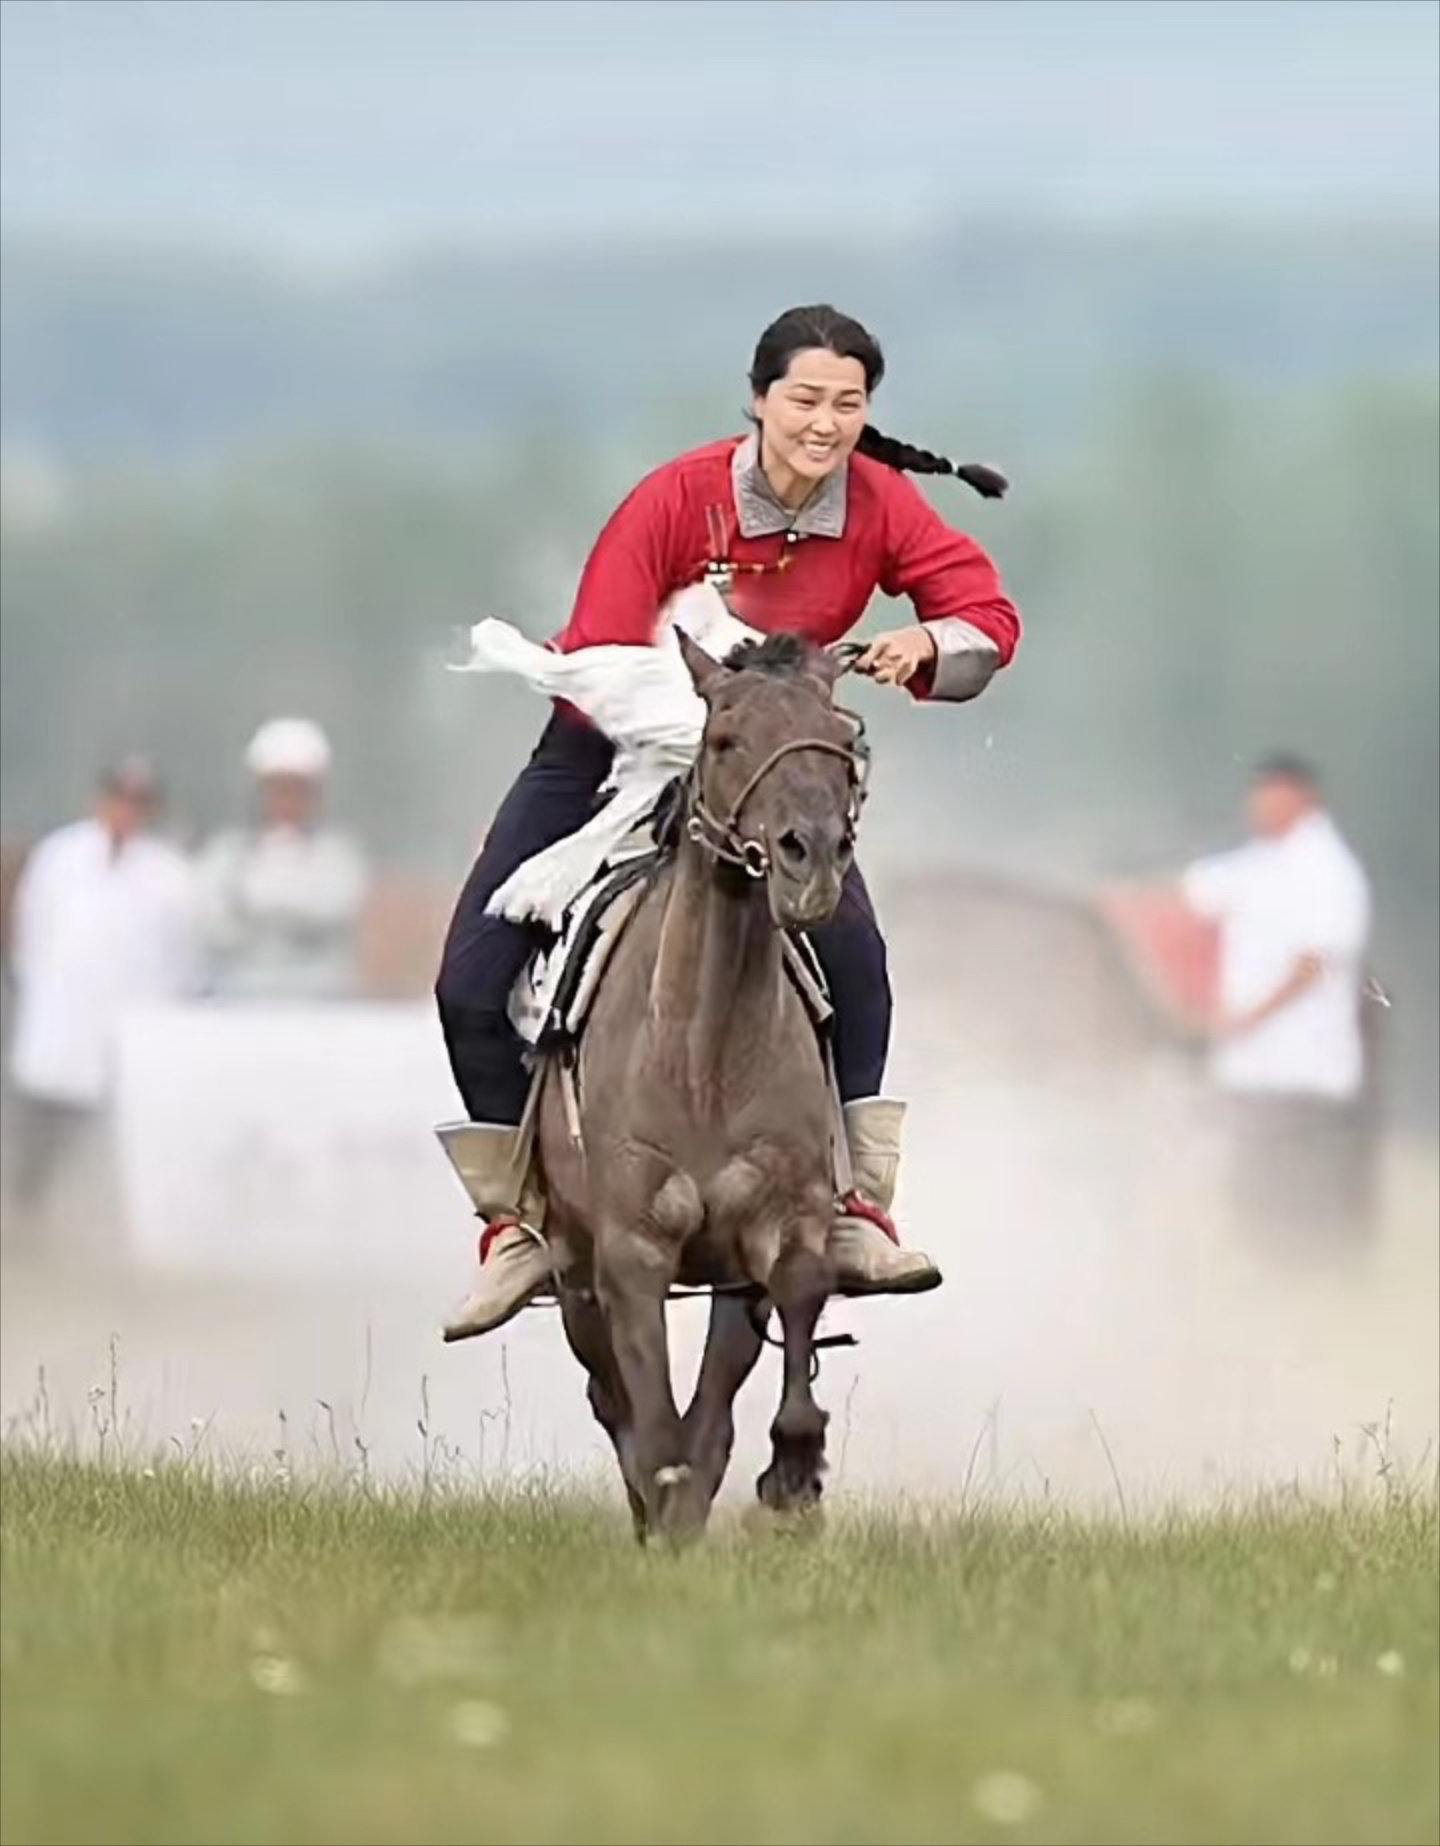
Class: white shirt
195,824,369,1001
1183,811,1372,1100
6,819,201,1107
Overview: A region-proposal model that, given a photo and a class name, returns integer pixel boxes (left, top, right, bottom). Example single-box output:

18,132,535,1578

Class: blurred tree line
4,222,1435,465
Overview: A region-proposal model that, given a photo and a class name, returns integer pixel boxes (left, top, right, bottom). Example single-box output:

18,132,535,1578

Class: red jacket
550,438,1020,693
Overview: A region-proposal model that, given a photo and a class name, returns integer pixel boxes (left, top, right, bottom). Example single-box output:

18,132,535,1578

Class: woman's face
753,347,869,488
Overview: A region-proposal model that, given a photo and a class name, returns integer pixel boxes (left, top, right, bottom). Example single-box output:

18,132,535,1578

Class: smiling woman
431,303,1023,1342
748,303,1009,514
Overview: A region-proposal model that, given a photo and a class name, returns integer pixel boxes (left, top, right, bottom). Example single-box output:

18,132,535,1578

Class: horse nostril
778,829,809,868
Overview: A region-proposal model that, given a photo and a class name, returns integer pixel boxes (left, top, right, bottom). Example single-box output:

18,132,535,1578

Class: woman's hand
855,626,937,688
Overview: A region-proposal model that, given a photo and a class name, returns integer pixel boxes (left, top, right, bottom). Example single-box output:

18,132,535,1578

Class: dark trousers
435,711,892,1125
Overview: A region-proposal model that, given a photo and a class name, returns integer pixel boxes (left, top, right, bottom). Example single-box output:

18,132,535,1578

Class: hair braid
855,424,1009,499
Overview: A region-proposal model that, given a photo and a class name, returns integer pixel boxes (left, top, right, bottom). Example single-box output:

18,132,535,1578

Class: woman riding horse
435,303,1022,1341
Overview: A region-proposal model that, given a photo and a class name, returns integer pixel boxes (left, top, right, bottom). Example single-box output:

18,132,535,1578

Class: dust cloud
3,928,1436,1518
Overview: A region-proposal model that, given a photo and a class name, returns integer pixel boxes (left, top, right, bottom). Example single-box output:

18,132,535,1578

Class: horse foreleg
681,1293,768,1511
596,1236,702,1543
558,1288,649,1545
756,1240,832,1517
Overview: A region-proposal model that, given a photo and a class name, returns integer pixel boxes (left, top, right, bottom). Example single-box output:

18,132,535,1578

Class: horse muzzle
766,830,847,929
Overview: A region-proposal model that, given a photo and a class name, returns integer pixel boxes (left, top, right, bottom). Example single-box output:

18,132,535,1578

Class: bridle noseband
683,644,872,879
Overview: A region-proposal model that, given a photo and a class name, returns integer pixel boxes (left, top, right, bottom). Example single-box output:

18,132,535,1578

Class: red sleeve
878,472,1021,665
553,465,687,653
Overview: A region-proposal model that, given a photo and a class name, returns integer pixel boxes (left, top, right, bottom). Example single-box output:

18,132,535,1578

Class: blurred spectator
2,756,200,1232
1180,755,1378,1246
195,717,369,1001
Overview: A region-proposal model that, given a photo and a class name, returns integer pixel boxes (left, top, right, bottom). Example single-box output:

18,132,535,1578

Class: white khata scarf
447,584,763,931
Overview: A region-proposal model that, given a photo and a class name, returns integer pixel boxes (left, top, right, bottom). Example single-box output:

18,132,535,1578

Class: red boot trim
838,1191,900,1247
478,1215,521,1265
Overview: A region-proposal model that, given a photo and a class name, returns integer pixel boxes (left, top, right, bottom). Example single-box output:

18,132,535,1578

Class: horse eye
712,732,737,756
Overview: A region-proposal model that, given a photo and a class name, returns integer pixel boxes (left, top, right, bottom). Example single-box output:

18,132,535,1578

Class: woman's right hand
855,627,938,688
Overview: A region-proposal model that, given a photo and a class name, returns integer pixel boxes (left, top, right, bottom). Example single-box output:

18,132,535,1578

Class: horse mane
650,774,688,852
721,632,814,678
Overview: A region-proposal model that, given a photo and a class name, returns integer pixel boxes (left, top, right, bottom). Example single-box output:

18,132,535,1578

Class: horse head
676,629,867,930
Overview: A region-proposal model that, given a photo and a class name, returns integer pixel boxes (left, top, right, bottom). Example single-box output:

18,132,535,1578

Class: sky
2,0,1437,260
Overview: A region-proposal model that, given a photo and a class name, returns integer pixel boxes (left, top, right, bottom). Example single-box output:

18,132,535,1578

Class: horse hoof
755,1464,826,1524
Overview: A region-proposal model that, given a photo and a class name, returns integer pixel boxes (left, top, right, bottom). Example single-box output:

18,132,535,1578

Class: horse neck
649,837,785,1075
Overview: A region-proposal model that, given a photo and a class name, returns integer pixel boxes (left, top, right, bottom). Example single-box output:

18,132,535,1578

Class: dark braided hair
854,427,1007,499
748,304,1009,501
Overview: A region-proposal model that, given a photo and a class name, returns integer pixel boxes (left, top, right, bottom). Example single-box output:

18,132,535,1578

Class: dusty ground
4,1058,1435,1513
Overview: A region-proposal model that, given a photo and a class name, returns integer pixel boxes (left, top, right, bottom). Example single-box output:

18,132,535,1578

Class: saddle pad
508,847,661,1048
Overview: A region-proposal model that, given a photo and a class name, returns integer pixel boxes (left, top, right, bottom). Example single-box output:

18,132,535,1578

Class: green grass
1,1450,1436,1846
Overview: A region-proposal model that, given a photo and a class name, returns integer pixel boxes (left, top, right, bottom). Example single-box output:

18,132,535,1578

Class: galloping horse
533,629,869,1544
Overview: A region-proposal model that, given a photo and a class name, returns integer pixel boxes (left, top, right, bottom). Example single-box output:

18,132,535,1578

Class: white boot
830,1099,942,1296
436,1123,554,1343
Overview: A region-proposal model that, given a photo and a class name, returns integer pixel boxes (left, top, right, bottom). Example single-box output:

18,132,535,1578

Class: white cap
244,717,333,781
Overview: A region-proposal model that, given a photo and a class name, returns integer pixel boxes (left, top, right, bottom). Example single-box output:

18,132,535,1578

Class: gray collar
731,433,848,540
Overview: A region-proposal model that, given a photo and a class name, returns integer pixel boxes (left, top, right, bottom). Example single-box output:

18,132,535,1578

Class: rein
683,644,872,879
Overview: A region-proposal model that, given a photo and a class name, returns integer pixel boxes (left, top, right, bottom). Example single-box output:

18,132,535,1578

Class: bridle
683,642,872,879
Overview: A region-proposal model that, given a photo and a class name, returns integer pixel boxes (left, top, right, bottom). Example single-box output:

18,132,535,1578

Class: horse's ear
676,628,726,701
